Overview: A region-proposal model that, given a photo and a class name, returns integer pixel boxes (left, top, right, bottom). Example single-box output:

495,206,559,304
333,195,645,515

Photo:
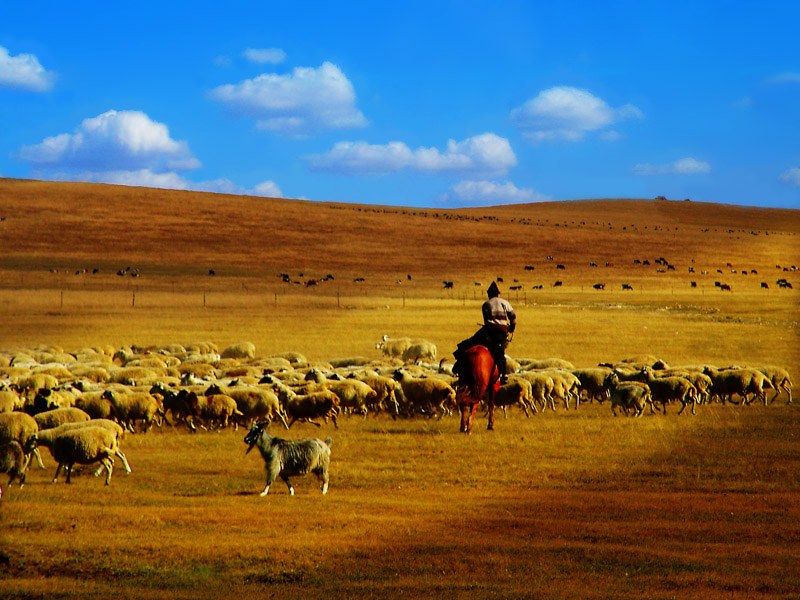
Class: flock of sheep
0,337,793,497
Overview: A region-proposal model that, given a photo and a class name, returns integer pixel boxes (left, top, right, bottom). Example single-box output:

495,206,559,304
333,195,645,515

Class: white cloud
511,86,643,142
441,180,549,206
0,45,55,92
45,169,284,197
209,61,367,136
16,110,199,172
242,48,286,64
632,157,711,176
767,72,800,84
779,167,800,187
305,133,517,175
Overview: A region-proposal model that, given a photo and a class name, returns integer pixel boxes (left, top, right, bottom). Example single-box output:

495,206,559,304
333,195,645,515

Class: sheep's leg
116,449,132,473
32,447,46,469
65,464,73,484
280,474,295,496
305,419,322,428
100,455,114,485
53,463,64,483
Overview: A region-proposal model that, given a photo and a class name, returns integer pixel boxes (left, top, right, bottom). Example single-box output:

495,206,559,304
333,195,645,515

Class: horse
455,345,500,433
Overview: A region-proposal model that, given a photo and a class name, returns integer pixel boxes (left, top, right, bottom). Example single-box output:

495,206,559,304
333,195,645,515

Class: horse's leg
486,390,496,431
460,404,469,433
467,403,479,434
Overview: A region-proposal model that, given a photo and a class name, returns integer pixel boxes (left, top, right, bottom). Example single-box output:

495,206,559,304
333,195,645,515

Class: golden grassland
1,178,799,599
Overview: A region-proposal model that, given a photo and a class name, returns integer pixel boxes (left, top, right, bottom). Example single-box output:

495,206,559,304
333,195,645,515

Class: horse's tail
459,345,498,404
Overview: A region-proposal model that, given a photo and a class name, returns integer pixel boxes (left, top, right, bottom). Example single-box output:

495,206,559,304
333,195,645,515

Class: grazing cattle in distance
442,281,454,289
690,281,697,288
622,283,633,291
557,264,566,270
761,282,769,289
589,262,598,267
354,277,365,283
509,285,522,291
524,265,535,271
593,283,605,290
553,281,563,287
720,284,732,291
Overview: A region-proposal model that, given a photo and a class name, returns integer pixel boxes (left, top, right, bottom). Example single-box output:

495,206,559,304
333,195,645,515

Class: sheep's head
206,383,222,396
244,421,268,454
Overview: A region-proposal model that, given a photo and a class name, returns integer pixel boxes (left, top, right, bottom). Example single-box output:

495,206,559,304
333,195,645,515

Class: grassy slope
1,178,799,599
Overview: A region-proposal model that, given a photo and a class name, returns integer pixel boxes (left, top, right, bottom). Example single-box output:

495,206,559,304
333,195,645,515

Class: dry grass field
1,178,799,599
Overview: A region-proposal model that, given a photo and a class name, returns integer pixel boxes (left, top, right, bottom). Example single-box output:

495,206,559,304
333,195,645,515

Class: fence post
132,291,135,308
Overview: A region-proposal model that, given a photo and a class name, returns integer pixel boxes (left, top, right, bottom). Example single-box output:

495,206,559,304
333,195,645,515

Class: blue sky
1,1,798,208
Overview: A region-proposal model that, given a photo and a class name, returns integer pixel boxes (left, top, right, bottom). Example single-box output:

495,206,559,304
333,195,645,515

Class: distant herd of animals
47,258,797,293
0,338,793,497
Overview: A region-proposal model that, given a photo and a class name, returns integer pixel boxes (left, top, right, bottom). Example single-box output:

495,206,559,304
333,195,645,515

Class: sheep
376,335,413,358
537,370,575,409
68,365,111,383
34,407,91,430
655,369,714,404
637,367,698,415
101,389,164,432
494,378,535,417
572,367,612,404
0,441,28,497
0,389,22,413
329,356,372,368
754,365,793,404
178,389,243,430
35,420,132,476
75,390,118,420
244,422,332,496
514,371,556,411
206,384,288,429
603,372,653,416
0,412,44,470
281,390,341,428
148,383,197,429
518,358,576,370
392,369,455,418
273,352,308,368
351,374,401,416
108,366,160,386
221,342,256,360
703,366,774,406
15,372,59,399
46,427,120,485
401,340,438,364
326,380,377,417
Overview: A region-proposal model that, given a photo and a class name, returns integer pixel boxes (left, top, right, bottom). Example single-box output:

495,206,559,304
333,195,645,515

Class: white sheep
401,340,438,364
392,369,455,418
326,380,377,417
0,441,28,498
206,384,288,429
0,411,45,469
101,389,164,432
33,407,91,430
221,342,256,360
376,335,413,358
36,420,132,476
48,427,120,485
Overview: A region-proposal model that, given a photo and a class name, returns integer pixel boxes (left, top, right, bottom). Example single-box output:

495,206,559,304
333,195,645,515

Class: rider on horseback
453,281,516,385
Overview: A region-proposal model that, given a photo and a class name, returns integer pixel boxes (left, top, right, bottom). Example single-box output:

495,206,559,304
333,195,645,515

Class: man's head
487,281,500,298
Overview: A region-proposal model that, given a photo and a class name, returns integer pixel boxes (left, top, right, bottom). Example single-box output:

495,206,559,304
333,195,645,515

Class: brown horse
455,345,500,433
